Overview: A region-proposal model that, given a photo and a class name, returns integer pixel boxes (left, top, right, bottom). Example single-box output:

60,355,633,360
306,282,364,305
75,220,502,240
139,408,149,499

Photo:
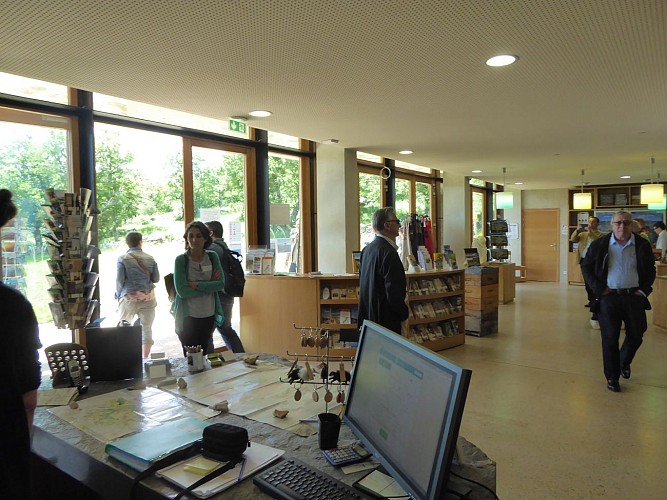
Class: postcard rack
279,323,356,412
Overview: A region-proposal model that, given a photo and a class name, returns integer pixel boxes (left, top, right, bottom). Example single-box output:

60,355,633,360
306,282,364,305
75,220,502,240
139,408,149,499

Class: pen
236,457,247,483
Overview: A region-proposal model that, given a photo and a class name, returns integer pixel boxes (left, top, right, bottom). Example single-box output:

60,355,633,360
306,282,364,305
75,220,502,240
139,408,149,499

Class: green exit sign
229,119,247,134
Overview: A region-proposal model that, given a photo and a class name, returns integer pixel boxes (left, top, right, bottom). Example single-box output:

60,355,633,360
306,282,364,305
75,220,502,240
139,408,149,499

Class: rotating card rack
279,323,355,413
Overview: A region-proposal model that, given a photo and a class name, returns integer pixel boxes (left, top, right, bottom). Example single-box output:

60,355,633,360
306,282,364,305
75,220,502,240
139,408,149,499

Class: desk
32,358,496,499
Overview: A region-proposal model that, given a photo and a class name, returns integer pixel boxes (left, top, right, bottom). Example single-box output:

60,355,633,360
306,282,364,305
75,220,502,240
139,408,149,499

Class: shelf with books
404,269,465,351
317,275,360,356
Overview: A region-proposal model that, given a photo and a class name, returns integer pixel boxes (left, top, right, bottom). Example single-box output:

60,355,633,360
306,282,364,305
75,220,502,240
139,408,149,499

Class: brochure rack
41,188,99,339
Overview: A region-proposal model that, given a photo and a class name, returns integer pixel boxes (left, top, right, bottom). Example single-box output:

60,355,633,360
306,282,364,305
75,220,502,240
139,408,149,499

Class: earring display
280,324,355,413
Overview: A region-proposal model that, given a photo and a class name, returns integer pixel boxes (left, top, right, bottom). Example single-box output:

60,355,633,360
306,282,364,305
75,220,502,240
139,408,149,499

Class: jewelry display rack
279,323,355,413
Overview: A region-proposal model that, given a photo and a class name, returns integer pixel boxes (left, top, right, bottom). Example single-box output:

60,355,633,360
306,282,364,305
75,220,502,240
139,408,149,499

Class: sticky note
183,457,220,475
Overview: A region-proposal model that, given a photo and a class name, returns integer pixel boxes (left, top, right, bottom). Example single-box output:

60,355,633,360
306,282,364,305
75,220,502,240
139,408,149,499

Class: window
0,72,69,104
359,171,383,247
357,151,383,164
0,106,71,345
94,93,249,138
268,152,301,272
471,187,487,245
268,131,300,149
94,123,184,321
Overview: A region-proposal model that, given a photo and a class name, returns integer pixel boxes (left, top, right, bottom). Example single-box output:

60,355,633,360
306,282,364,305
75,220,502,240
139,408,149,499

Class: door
522,209,559,282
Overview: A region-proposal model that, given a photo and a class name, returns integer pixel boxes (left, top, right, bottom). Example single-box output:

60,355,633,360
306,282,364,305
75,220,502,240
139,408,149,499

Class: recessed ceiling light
472,170,482,173
486,54,518,67
514,182,523,185
620,175,631,179
249,110,272,117
398,150,414,155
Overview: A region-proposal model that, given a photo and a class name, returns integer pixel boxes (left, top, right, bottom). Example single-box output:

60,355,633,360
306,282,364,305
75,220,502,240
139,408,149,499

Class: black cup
318,412,341,450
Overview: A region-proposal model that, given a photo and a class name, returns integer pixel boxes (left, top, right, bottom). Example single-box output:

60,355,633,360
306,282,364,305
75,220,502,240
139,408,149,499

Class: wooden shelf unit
317,275,360,357
404,269,466,351
567,183,666,249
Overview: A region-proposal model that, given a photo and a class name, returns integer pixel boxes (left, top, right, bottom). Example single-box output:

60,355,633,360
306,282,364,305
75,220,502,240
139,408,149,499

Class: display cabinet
317,275,360,357
404,269,466,351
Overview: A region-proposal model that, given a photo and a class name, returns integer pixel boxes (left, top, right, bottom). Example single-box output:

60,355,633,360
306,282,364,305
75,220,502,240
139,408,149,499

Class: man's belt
607,287,639,294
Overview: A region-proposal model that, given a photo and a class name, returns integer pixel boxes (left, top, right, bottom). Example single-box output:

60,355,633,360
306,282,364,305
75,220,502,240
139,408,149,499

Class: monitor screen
344,321,472,500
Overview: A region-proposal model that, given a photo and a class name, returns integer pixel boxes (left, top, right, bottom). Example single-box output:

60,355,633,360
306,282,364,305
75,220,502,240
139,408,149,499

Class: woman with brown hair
170,221,225,355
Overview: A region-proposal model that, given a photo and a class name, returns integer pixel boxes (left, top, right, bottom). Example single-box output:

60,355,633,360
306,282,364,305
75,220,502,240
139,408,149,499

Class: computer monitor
343,321,472,500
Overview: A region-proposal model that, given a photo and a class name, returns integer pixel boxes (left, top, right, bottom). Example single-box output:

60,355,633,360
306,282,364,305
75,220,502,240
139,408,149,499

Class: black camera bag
202,423,250,461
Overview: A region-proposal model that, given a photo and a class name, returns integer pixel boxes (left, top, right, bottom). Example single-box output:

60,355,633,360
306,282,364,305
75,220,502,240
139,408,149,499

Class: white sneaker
590,320,600,330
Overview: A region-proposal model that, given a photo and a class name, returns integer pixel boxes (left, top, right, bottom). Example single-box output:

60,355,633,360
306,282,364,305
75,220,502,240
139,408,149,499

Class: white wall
316,145,359,273
441,172,470,265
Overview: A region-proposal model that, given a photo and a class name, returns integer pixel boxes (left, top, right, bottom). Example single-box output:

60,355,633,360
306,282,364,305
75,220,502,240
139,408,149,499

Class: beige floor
443,281,667,499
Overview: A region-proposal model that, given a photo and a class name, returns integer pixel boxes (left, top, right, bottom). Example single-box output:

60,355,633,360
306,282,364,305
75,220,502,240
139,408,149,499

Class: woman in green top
171,221,225,355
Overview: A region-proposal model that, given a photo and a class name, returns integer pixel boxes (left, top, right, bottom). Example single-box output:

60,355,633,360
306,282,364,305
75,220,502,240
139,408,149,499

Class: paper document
157,442,285,498
37,387,79,406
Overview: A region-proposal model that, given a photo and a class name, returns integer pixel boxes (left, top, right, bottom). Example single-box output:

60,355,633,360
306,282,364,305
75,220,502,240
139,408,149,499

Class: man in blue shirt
116,232,160,358
581,211,656,392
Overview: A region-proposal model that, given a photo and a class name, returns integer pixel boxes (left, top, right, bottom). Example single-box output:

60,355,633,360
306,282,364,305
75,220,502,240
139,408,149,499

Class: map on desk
48,360,341,442
161,360,341,436
48,386,217,442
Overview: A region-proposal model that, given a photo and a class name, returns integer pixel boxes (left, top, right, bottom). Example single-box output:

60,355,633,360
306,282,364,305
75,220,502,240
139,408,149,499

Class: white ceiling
1,0,666,189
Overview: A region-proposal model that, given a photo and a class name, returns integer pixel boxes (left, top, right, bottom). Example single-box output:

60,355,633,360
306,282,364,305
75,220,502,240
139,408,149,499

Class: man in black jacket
581,211,656,392
357,207,409,335
205,221,245,353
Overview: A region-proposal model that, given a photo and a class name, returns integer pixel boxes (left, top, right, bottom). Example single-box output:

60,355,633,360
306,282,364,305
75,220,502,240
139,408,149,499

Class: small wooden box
465,309,499,336
465,283,499,300
465,294,498,311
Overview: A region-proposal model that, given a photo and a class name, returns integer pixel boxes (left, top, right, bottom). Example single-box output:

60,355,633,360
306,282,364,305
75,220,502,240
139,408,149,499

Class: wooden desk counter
653,275,667,330
31,357,496,499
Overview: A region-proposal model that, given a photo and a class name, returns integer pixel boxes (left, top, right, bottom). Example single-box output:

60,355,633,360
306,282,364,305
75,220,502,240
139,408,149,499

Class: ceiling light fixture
486,54,518,67
399,150,414,155
640,157,664,204
495,167,514,209
620,175,631,179
573,169,592,210
514,182,523,185
648,172,666,209
472,170,482,173
248,110,272,117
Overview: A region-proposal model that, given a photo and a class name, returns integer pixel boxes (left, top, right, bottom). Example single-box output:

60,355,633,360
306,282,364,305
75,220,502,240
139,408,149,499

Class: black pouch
202,423,249,461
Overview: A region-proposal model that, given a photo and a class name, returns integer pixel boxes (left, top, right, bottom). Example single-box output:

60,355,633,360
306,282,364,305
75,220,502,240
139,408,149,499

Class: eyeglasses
386,219,401,224
612,220,632,226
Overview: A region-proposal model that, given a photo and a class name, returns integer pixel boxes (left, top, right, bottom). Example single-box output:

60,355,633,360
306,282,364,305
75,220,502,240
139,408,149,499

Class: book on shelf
432,325,445,339
433,278,447,293
432,300,446,316
414,303,426,319
339,308,351,324
422,302,436,318
409,281,422,295
105,417,210,472
426,325,438,341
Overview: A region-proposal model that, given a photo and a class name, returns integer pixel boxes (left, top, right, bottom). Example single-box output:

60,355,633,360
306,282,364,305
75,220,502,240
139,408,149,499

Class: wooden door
522,209,559,282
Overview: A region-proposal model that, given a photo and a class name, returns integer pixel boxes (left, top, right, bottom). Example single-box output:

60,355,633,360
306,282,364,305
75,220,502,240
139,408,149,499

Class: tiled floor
444,281,667,499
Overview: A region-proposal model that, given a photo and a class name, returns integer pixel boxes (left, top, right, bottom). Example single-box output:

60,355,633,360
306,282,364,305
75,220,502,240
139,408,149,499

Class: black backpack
216,244,246,297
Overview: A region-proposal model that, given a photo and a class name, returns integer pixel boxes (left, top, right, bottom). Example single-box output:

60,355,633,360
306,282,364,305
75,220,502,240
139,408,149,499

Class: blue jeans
216,301,245,353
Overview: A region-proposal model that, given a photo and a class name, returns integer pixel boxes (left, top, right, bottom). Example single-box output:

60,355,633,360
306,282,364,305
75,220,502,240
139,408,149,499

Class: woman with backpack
171,221,225,355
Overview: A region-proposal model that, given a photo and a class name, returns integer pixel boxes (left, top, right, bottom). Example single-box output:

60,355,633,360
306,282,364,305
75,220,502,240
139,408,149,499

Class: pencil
236,457,247,483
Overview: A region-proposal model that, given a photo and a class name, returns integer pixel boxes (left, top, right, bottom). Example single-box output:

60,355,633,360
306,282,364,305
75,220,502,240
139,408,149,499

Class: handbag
164,273,176,302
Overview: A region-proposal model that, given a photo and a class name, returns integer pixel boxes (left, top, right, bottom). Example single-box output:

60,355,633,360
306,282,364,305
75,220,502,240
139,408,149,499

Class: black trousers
598,293,648,381
580,264,598,320
179,315,215,355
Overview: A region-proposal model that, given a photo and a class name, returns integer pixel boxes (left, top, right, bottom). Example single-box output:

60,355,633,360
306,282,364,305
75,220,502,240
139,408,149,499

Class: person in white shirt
654,221,666,259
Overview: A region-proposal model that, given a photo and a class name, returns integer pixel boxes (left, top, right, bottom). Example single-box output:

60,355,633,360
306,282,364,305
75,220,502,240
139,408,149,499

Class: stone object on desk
273,409,289,419
156,377,177,387
127,382,147,391
244,355,259,365
177,377,187,389
212,400,229,412
68,401,79,409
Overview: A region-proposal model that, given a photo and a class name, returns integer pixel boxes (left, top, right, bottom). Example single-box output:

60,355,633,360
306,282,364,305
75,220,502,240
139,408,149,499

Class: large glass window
268,153,301,272
191,145,247,254
94,93,248,139
0,107,71,349
394,177,411,222
359,171,382,247
415,181,431,216
94,123,184,325
471,187,486,244
0,72,69,104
